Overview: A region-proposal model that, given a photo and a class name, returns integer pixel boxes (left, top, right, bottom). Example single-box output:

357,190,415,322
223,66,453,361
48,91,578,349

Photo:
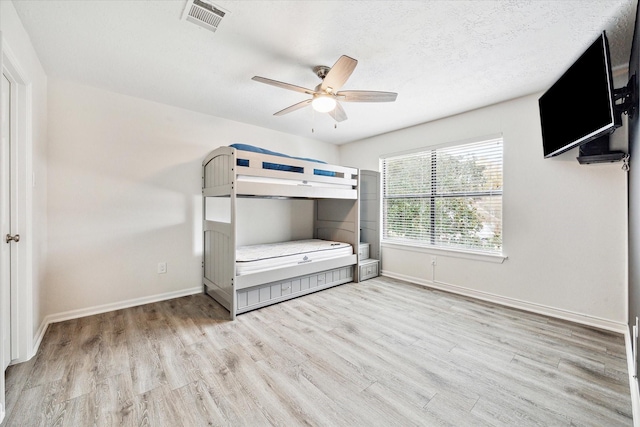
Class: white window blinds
382,137,503,254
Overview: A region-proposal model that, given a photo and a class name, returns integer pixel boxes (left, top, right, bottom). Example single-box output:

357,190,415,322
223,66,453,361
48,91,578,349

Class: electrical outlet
430,256,437,266
157,262,167,274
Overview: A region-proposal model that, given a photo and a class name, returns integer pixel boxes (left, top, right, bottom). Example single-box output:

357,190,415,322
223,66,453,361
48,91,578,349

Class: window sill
381,241,508,264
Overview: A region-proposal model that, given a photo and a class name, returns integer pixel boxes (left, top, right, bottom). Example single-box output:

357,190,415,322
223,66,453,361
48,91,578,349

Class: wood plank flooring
1,276,633,426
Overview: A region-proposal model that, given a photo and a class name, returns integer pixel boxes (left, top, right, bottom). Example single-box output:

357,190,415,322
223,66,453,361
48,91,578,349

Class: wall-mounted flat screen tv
539,32,617,158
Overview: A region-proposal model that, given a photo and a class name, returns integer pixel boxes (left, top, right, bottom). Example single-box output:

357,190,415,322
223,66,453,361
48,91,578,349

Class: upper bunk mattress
236,239,353,275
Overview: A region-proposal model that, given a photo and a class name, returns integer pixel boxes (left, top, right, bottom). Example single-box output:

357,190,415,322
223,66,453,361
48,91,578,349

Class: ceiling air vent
182,0,228,33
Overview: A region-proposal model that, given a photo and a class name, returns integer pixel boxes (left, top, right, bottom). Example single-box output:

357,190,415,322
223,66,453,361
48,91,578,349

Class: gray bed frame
202,146,360,319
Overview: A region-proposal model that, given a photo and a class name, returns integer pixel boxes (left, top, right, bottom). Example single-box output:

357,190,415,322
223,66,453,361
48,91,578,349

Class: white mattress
235,239,353,275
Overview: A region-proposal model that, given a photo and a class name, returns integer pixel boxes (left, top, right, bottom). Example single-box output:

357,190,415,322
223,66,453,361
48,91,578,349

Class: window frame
380,134,505,260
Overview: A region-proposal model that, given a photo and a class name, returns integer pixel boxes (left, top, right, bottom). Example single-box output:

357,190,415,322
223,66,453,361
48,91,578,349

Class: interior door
1,72,11,371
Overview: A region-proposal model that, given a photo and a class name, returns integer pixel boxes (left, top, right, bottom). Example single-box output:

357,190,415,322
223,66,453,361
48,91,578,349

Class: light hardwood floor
1,276,633,426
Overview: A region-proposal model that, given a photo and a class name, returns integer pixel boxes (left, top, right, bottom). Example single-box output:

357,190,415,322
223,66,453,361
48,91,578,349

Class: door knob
5,234,19,243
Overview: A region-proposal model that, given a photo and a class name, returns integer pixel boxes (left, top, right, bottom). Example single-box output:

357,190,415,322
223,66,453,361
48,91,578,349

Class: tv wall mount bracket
614,73,637,120
577,75,637,166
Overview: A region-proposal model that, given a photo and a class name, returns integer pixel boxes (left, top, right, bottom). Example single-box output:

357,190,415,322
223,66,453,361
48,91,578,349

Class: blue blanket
230,143,335,177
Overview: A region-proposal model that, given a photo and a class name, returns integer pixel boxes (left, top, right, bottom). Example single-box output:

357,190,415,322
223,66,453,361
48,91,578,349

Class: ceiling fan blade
252,76,315,95
328,101,348,122
321,55,357,93
336,90,398,102
274,99,312,116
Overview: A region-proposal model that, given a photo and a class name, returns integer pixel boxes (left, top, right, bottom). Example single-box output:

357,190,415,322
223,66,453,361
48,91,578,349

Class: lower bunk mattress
236,239,353,275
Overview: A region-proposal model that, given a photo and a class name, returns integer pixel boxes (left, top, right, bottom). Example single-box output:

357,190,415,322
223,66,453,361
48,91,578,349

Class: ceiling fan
251,55,397,122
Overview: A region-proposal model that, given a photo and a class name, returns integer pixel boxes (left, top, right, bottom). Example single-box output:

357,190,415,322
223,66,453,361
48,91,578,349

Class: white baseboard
30,286,202,359
624,328,640,427
381,271,628,334
30,317,49,360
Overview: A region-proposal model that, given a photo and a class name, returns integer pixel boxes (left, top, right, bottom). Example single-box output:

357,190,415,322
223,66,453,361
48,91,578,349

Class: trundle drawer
236,266,354,312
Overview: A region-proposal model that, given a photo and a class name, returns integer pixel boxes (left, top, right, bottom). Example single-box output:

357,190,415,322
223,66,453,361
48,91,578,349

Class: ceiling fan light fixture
312,95,337,113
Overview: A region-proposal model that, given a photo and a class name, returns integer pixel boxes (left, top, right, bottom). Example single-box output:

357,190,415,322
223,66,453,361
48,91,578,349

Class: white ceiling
10,0,638,145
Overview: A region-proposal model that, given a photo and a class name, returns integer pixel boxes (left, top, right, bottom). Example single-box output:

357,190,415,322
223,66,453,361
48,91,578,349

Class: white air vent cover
182,0,228,33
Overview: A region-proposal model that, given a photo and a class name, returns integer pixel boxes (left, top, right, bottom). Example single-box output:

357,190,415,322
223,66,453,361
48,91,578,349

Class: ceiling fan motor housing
313,65,331,80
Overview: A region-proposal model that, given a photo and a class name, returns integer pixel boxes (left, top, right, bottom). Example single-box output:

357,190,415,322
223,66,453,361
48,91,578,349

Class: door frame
1,45,12,373
0,29,4,425
3,56,19,368
0,31,35,424
1,38,35,366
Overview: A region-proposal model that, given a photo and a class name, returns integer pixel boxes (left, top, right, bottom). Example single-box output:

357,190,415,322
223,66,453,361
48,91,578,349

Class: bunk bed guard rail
203,146,358,199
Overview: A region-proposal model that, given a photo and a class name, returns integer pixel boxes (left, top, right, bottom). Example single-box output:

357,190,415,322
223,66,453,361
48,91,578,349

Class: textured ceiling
10,0,638,145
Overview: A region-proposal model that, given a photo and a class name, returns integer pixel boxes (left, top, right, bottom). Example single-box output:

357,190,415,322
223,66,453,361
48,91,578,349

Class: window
382,137,503,254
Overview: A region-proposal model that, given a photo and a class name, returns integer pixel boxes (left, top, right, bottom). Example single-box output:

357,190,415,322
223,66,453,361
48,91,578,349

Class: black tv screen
539,33,617,158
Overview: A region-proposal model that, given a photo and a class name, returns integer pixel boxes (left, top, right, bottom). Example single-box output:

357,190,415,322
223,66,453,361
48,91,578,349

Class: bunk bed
202,144,360,319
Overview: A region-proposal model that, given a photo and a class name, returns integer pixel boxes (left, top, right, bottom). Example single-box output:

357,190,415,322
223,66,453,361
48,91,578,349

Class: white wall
1,1,48,352
340,94,628,328
46,79,338,316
